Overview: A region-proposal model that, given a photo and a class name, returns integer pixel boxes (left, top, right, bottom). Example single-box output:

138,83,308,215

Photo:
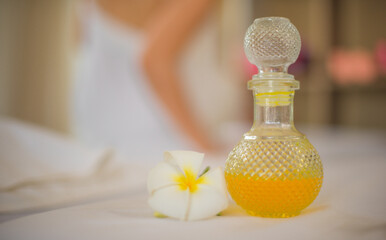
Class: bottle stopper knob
244,17,301,74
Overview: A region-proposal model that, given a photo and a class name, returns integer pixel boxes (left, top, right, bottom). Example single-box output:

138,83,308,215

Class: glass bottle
224,17,323,218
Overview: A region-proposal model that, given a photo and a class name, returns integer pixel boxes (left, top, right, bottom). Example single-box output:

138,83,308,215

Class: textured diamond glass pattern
244,17,301,68
225,138,323,218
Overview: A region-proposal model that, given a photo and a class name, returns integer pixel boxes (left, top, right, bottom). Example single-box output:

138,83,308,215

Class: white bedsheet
0,119,385,240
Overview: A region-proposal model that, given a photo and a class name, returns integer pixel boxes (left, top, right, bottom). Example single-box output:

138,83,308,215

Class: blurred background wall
0,0,385,138
0,0,74,133
252,0,386,129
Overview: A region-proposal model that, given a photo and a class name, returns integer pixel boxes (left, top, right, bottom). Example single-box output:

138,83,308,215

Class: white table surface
1,127,386,240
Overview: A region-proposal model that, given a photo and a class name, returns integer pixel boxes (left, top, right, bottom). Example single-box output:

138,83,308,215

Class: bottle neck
252,91,295,130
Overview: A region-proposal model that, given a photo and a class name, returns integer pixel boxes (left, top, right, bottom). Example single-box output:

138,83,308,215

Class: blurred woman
72,0,216,161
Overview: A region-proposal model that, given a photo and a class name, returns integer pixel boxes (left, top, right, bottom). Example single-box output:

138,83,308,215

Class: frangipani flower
147,151,228,221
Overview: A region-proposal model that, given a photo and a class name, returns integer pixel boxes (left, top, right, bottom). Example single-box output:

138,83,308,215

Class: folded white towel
0,118,146,212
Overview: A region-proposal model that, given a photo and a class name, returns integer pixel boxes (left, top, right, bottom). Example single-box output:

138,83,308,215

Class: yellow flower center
174,168,206,193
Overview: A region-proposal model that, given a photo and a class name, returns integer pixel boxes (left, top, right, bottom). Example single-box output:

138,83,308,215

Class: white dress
72,4,188,162
72,3,245,163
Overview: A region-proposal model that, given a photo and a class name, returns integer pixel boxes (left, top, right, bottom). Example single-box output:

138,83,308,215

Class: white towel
0,118,146,212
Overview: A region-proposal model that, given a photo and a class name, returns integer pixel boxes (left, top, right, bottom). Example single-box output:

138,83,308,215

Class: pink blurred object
375,40,386,75
327,49,377,85
243,52,258,79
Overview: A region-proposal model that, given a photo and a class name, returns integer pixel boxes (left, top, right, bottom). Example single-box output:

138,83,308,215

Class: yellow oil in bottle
225,174,322,217
225,138,323,218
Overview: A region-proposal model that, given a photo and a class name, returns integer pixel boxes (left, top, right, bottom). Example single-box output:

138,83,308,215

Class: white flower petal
187,184,229,221
164,151,204,176
147,162,180,194
148,186,190,220
201,167,228,196
148,151,229,221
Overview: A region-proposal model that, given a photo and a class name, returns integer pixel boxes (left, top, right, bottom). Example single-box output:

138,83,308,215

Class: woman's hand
142,0,215,151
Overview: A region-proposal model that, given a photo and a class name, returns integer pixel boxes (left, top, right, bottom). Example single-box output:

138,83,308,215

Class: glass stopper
244,17,301,74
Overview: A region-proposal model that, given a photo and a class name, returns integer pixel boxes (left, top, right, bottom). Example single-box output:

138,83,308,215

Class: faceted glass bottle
225,17,323,218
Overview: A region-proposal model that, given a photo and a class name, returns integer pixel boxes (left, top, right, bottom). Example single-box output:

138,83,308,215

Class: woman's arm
142,0,214,151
